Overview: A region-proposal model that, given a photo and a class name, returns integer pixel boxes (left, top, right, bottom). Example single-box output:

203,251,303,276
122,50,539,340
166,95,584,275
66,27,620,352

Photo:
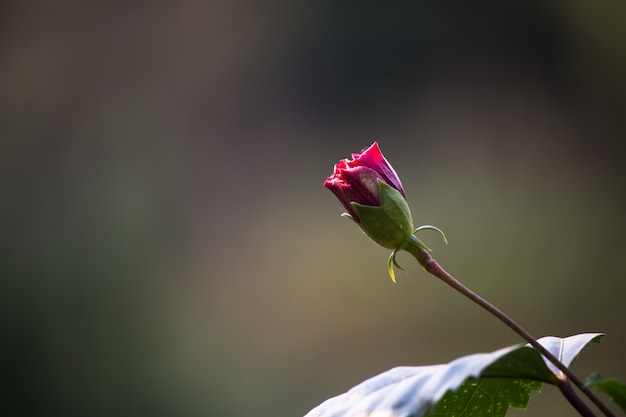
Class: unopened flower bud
325,142,447,282
324,142,413,249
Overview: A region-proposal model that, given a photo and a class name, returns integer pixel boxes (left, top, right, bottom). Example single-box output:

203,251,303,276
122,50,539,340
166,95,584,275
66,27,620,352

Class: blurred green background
2,2,625,416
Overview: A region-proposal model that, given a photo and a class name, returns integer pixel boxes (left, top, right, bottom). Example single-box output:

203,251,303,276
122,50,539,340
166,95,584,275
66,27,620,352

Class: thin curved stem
404,243,615,417
560,381,597,417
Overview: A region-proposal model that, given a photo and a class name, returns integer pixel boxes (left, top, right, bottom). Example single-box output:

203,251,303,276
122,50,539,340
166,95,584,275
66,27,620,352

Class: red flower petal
324,142,406,222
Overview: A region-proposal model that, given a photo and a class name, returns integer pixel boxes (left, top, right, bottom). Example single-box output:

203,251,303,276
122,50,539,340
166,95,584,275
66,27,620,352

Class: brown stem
560,381,598,417
404,243,615,417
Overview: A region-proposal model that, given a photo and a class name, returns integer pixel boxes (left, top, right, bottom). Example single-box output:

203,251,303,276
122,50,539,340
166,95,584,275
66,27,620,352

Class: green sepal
408,233,431,251
387,252,396,283
414,225,448,248
352,180,414,250
387,249,406,283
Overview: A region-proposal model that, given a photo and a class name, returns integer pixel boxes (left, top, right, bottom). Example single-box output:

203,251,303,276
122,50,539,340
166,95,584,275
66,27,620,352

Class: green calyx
388,227,447,282
350,180,447,282
351,180,414,250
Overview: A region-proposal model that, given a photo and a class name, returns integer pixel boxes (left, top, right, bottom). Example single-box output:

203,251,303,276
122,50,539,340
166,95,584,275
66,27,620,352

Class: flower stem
560,381,598,417
403,243,615,417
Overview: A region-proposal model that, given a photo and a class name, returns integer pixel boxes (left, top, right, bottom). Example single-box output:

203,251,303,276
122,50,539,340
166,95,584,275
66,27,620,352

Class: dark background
2,2,625,416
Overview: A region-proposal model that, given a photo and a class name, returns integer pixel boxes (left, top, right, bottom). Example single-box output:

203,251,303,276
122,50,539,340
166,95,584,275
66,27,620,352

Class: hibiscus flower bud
325,143,447,282
324,142,413,250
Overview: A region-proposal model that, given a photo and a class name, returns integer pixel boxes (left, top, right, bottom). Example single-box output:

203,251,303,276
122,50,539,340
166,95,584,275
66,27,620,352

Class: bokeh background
2,1,625,416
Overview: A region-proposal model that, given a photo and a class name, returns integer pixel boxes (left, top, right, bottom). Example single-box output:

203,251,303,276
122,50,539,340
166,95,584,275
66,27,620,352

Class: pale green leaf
304,333,602,417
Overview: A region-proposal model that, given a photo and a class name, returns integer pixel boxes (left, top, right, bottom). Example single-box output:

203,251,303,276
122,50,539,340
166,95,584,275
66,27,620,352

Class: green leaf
536,334,604,379
426,378,542,417
586,373,626,413
304,333,602,417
